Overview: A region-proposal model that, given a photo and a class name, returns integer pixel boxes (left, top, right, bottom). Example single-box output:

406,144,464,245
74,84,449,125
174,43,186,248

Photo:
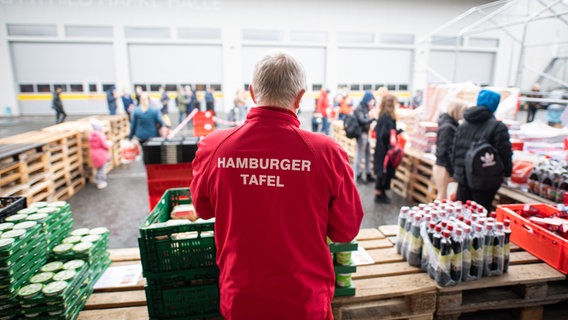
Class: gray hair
251,50,306,109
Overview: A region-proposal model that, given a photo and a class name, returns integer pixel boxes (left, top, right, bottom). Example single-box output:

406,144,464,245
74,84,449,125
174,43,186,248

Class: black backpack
464,121,504,191
343,114,362,139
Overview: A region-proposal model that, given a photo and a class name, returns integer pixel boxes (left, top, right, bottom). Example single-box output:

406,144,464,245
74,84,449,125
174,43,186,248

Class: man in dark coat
451,89,513,212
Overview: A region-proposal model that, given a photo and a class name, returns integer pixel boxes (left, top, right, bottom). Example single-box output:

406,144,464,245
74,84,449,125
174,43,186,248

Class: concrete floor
1,110,411,249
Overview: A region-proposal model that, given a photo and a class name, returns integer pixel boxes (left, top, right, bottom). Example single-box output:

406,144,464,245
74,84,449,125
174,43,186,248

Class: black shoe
356,174,365,184
366,174,376,183
374,193,391,204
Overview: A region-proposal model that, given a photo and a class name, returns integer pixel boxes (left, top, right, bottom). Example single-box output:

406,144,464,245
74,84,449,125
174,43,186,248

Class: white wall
1,0,529,116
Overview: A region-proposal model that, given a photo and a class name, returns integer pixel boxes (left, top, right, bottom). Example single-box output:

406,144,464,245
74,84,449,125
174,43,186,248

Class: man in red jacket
191,51,364,320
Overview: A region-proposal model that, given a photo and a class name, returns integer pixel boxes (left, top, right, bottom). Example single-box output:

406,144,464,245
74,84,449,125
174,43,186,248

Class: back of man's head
251,51,306,109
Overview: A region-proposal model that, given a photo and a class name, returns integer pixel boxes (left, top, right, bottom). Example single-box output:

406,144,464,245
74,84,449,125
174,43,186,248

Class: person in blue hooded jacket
353,91,377,184
451,89,513,212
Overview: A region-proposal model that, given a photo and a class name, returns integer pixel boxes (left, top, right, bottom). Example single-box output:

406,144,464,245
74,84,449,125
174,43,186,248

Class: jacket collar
246,106,300,128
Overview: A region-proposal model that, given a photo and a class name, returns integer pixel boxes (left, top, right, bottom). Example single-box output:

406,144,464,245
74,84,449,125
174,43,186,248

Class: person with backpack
433,99,468,200
353,91,377,184
451,89,513,212
373,94,399,203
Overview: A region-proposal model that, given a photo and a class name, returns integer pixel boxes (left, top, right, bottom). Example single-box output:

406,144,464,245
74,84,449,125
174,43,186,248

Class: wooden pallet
379,225,568,320
436,263,567,320
332,228,438,320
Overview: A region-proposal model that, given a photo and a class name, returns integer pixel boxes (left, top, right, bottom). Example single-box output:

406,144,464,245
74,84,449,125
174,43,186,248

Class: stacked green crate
16,261,91,319
0,220,48,319
329,241,358,297
138,188,219,320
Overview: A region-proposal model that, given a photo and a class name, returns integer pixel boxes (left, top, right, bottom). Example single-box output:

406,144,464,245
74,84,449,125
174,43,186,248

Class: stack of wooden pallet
0,130,84,202
0,114,130,201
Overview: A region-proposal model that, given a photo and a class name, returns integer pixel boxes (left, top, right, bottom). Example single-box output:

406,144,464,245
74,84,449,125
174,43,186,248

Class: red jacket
316,89,330,117
88,130,110,169
191,106,363,320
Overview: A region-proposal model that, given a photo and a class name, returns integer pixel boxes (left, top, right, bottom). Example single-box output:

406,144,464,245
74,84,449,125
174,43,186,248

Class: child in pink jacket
89,119,111,189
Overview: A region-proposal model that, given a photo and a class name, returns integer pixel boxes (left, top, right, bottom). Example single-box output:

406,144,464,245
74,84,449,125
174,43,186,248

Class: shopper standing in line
191,50,364,320
205,86,216,112
106,85,118,115
52,86,67,124
451,89,513,212
121,88,135,122
176,86,189,125
159,86,170,115
128,91,164,145
353,91,377,184
373,94,398,204
316,87,331,135
89,119,110,189
433,99,468,200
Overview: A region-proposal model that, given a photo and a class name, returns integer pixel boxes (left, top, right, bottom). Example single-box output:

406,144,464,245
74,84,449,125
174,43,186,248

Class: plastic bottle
422,221,437,271
436,230,453,287
395,206,410,254
461,225,472,282
528,167,540,194
450,228,463,284
407,214,423,267
483,223,495,277
428,225,443,279
539,169,552,199
555,174,568,204
491,222,505,276
470,224,484,280
503,219,511,273
401,211,415,260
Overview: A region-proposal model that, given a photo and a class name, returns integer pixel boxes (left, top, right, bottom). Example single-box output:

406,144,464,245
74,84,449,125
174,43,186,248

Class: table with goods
69,189,568,320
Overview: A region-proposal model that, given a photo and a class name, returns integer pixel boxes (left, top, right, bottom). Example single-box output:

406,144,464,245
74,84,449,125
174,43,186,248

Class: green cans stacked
51,227,111,293
31,201,74,253
328,240,358,297
15,261,90,319
0,218,48,319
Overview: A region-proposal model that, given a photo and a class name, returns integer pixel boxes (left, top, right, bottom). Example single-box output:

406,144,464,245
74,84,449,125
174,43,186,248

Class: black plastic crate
0,197,26,223
142,137,199,165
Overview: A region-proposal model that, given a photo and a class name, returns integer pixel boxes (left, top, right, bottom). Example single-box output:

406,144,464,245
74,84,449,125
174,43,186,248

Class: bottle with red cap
422,220,436,272
407,213,423,267
450,228,463,284
395,206,410,254
462,225,472,281
436,230,453,286
491,222,505,276
470,224,485,280
428,224,443,279
483,223,495,277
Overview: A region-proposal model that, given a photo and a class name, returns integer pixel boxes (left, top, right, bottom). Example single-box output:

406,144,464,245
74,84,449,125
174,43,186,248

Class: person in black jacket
52,87,66,124
433,99,468,200
353,91,377,184
451,89,513,212
373,94,398,204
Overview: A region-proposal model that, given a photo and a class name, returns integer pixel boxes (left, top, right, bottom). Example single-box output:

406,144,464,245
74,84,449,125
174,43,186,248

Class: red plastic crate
496,203,568,274
146,163,193,210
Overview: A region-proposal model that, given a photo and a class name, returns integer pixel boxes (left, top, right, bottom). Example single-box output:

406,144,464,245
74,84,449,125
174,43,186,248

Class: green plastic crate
145,277,219,319
138,188,216,273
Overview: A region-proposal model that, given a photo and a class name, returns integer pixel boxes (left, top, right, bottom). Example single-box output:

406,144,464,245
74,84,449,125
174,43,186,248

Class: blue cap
361,91,375,106
476,89,501,113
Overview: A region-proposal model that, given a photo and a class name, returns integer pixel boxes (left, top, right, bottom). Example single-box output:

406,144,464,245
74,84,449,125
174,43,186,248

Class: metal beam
525,65,568,88
538,0,568,25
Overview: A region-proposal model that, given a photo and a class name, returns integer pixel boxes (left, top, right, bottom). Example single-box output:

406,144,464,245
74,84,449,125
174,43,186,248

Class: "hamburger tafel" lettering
217,157,311,187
